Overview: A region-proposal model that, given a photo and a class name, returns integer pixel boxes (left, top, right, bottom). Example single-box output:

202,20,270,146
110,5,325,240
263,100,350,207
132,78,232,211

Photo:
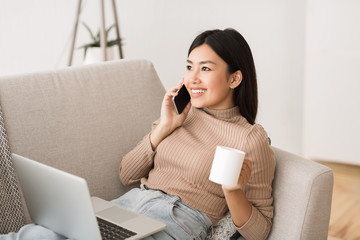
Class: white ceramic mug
209,146,246,187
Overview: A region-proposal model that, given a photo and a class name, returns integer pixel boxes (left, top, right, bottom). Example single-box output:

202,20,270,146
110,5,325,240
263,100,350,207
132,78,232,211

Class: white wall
0,0,78,74
0,0,306,155
4,1,359,164
304,0,360,165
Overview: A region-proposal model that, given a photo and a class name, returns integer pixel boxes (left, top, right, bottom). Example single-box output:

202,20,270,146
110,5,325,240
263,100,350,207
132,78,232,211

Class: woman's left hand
222,159,252,192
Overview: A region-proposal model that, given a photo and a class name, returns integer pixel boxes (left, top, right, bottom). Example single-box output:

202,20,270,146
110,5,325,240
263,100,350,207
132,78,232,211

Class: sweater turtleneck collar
201,106,240,120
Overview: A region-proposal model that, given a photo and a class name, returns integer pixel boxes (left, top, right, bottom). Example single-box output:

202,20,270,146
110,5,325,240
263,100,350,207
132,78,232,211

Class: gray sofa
0,59,333,239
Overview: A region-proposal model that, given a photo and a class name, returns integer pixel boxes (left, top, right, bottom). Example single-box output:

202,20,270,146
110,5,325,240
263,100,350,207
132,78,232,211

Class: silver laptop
11,153,166,240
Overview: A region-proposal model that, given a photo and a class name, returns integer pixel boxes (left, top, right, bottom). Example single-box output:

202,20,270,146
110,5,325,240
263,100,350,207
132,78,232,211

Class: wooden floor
318,161,360,240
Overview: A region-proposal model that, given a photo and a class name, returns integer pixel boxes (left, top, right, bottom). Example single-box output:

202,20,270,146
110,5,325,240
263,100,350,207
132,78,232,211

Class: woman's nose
188,70,200,84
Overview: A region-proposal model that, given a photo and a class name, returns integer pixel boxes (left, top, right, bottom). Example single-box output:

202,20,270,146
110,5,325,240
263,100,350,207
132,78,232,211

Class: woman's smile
190,88,207,98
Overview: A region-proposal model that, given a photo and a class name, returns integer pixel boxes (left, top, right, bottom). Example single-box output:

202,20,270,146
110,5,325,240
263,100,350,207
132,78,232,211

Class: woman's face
184,44,236,110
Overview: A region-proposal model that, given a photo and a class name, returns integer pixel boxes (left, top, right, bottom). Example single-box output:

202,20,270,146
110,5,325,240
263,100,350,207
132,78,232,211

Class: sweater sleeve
119,120,159,185
236,124,275,240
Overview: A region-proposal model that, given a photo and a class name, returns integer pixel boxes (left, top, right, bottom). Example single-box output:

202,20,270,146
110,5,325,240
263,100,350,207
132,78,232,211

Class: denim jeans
0,224,68,240
112,184,212,240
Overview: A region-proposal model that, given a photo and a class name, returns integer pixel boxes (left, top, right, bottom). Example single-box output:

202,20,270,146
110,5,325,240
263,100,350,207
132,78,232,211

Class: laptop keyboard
97,217,137,240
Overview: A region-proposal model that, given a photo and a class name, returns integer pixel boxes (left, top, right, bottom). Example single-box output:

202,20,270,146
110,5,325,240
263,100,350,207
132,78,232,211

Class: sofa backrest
0,59,165,224
268,147,333,239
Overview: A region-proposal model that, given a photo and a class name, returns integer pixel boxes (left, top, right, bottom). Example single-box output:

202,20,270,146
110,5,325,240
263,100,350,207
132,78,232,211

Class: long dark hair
188,28,258,125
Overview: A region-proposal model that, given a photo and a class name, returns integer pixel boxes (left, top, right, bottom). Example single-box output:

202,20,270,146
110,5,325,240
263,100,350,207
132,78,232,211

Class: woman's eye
202,67,211,71
186,65,192,70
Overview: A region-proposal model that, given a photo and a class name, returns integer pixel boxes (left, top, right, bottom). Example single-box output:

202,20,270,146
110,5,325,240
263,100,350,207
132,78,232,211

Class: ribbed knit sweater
119,106,275,240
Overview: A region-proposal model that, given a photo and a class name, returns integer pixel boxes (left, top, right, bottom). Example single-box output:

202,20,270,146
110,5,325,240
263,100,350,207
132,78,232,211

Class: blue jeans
0,224,68,240
0,185,212,240
112,184,212,240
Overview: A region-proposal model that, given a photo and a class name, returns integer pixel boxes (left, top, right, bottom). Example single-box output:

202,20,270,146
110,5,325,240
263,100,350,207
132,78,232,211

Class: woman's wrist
150,124,172,150
222,185,242,193
223,187,252,227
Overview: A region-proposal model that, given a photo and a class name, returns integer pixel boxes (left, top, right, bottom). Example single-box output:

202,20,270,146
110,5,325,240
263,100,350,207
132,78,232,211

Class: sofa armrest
268,147,333,239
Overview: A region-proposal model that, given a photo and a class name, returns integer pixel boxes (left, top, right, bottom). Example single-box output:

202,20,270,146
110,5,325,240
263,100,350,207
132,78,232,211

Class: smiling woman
118,28,275,240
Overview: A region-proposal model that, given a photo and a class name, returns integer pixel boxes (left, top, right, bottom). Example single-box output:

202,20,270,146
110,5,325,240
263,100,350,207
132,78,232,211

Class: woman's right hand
150,80,191,150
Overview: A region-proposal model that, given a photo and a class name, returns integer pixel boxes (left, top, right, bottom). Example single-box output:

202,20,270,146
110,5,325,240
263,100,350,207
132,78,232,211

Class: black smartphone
172,84,191,114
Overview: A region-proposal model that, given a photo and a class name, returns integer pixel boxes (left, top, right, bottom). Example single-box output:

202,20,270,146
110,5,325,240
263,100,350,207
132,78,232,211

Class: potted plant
78,22,121,64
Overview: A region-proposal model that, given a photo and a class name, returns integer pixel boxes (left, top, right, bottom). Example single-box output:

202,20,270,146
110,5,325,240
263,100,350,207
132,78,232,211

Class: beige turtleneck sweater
119,106,275,240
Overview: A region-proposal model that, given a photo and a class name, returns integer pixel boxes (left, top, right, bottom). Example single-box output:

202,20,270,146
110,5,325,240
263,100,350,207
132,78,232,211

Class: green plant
78,22,121,59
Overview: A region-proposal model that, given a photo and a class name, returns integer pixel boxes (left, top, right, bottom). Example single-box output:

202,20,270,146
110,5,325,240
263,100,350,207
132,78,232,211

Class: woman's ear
230,70,242,89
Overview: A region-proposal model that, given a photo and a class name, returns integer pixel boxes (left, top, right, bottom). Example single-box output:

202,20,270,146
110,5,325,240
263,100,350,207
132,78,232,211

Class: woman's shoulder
250,123,269,135
245,123,272,150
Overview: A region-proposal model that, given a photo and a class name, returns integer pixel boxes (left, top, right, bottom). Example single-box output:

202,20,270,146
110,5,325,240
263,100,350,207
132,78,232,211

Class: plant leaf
81,22,96,42
106,24,116,36
107,39,121,47
79,22,122,56
83,46,88,59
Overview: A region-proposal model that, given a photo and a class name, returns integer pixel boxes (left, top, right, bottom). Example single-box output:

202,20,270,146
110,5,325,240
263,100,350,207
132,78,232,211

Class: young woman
116,28,275,240
1,28,275,240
